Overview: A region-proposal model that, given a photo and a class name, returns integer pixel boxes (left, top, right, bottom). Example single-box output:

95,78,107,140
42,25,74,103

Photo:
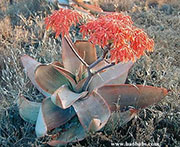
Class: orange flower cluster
80,13,154,63
45,9,82,38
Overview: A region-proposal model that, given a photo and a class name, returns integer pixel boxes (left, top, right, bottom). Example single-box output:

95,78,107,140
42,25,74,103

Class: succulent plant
18,8,168,146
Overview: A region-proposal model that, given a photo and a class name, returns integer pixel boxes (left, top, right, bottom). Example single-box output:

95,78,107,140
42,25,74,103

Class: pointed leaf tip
21,55,51,97
97,84,168,111
35,105,47,137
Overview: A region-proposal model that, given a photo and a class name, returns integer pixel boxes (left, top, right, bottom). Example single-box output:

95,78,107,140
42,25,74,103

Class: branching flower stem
82,44,112,91
89,56,104,69
82,62,115,91
94,62,115,75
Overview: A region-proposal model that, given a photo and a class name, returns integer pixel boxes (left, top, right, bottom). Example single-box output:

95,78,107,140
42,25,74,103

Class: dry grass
99,0,136,12
0,0,180,146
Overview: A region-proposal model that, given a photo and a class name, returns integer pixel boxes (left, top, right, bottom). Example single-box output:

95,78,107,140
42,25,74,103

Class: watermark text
111,142,160,147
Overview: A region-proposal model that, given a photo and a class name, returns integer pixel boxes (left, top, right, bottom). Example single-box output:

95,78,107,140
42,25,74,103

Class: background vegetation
0,0,179,146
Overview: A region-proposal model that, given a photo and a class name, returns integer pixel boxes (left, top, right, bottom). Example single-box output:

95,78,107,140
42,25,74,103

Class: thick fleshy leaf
104,109,138,132
73,0,103,14
35,63,75,94
74,40,97,65
51,85,88,109
62,36,86,75
51,62,77,86
21,55,50,96
48,120,86,146
17,96,41,124
88,61,134,92
73,91,111,131
97,84,168,112
35,98,75,137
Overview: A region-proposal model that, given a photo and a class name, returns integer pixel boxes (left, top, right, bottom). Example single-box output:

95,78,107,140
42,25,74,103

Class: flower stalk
82,43,112,91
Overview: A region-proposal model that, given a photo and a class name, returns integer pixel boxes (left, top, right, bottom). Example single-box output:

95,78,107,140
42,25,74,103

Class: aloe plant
18,8,168,146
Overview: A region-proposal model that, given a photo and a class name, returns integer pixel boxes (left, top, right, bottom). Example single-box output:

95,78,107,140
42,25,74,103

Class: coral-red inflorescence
45,8,82,38
80,13,154,63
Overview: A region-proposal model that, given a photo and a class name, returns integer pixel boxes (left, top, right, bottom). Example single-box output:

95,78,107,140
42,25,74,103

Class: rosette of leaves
18,37,168,145
18,8,168,146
